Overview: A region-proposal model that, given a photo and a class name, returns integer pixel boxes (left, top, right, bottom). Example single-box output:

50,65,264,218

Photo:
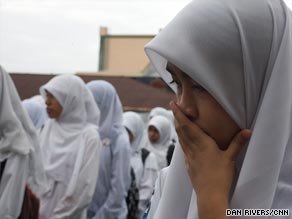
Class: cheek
56,103,63,115
209,107,240,148
198,97,240,148
57,107,63,115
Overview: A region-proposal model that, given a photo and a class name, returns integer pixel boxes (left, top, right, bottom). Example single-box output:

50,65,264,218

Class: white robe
146,167,169,219
40,127,100,219
138,153,158,217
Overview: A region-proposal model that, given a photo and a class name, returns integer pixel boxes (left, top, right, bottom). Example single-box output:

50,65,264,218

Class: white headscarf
22,98,48,129
31,94,46,105
148,107,173,122
123,111,145,154
86,80,124,143
0,66,45,180
148,107,177,144
145,115,172,169
1,67,33,156
0,66,46,217
145,0,292,218
86,80,131,219
39,74,100,183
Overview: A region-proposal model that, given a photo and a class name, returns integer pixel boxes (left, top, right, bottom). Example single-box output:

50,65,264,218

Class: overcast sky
0,0,291,74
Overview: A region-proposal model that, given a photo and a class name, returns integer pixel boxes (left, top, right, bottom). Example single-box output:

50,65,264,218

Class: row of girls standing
0,69,133,219
0,64,177,219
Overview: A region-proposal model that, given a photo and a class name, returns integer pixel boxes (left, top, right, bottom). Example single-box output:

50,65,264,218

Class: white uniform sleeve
146,167,169,219
52,129,101,219
0,154,29,219
93,138,131,219
138,153,158,216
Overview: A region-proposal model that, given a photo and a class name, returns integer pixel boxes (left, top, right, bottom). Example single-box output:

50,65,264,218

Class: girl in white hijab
39,74,101,219
0,66,45,219
144,0,292,218
148,107,177,145
22,97,48,130
145,115,172,170
123,111,158,217
86,80,131,219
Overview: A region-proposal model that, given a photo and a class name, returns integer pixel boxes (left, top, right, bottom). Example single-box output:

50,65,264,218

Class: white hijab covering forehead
40,74,100,128
148,107,173,122
123,111,145,152
39,74,100,183
145,0,292,218
22,98,48,129
86,80,124,141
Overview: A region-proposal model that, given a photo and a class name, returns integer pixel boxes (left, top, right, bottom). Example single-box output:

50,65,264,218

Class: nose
45,97,51,106
177,82,198,121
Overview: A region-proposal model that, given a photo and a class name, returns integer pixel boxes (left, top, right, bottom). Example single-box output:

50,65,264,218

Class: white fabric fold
0,66,46,218
87,80,123,141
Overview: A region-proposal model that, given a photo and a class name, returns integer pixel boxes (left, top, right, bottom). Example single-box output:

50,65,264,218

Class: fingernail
243,129,252,140
169,101,176,112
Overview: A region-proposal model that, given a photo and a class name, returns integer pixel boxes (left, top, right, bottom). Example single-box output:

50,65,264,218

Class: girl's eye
169,79,181,86
169,80,182,89
192,83,206,92
169,79,182,94
169,79,176,85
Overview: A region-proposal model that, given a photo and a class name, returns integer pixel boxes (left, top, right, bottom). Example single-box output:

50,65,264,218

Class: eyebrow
166,65,203,88
166,64,190,81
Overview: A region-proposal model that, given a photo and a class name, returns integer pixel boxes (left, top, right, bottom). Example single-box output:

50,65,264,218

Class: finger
170,100,193,127
226,129,252,161
169,101,207,143
177,132,193,156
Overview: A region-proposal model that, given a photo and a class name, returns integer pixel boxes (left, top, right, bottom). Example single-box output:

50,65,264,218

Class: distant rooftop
10,73,175,112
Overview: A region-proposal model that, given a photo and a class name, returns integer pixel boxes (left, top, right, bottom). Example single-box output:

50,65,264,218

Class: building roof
10,73,175,111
